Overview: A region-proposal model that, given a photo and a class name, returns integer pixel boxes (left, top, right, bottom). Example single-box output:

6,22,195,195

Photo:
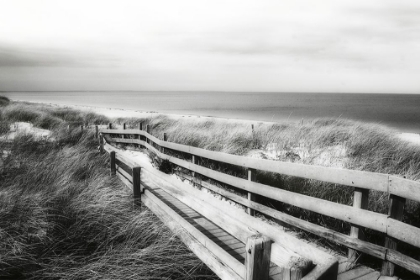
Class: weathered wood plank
387,218,420,248
143,189,245,278
116,165,132,183
108,142,340,279
337,266,375,280
99,133,104,152
141,191,243,280
195,176,387,260
116,171,132,190
338,261,357,274
382,195,406,276
132,167,141,201
348,188,369,262
138,164,338,278
141,140,389,233
110,151,116,175
247,168,256,216
245,234,272,280
100,129,390,194
389,175,420,205
355,271,380,280
386,247,420,276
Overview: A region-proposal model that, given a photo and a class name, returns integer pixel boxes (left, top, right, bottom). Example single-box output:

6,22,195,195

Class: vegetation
117,114,420,275
1,102,110,130
0,96,10,107
2,97,420,278
0,99,216,279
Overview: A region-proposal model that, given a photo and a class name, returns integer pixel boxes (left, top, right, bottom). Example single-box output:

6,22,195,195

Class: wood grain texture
247,169,256,216
100,129,392,195
137,163,335,278
348,188,369,262
110,151,116,175
116,165,132,183
104,131,420,279
189,175,387,260
138,139,389,233
381,195,405,276
144,188,245,278
141,191,243,280
245,234,272,280
132,167,141,201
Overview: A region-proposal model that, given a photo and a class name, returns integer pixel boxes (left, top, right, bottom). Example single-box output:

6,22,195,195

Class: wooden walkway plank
142,191,243,280
147,185,321,280
143,188,246,279
338,266,375,280
354,271,380,280
338,260,357,274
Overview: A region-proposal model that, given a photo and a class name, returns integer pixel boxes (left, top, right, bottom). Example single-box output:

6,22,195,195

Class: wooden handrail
100,128,420,203
100,128,420,277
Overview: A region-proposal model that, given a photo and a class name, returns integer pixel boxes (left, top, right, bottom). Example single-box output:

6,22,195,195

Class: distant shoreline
5,97,420,145
4,91,420,134
25,99,420,145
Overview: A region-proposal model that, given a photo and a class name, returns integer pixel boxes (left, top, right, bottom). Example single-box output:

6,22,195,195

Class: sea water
3,91,420,133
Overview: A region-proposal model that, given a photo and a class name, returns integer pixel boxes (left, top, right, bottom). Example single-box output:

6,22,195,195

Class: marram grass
0,100,216,279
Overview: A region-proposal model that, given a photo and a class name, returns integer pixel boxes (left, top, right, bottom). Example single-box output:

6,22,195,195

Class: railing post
192,155,198,187
132,167,141,205
146,125,150,144
122,123,126,139
95,125,99,139
381,194,406,276
108,123,112,129
348,188,369,262
139,122,142,130
245,234,271,280
162,133,167,154
99,133,104,153
247,168,256,216
110,151,116,176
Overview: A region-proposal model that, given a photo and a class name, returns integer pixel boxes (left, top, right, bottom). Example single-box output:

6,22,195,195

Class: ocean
3,91,420,133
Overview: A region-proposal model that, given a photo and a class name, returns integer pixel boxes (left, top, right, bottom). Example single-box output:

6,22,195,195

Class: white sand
0,122,52,141
11,100,420,145
42,102,270,126
398,133,420,145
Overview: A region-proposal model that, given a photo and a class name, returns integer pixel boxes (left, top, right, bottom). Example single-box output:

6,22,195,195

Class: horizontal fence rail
100,125,420,277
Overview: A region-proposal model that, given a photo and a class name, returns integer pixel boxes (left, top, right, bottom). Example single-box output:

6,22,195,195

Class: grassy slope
2,100,420,277
117,114,420,270
0,101,216,279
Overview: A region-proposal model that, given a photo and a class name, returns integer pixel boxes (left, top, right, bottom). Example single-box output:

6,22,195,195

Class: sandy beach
71,102,420,146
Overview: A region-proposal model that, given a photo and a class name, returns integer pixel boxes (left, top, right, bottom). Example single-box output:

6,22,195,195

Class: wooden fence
98,124,420,278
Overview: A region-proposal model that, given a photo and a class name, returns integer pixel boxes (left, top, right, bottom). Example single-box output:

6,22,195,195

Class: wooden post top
245,234,271,280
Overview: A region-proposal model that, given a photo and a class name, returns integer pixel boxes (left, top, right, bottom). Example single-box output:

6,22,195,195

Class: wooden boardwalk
98,125,420,280
151,188,289,279
142,167,398,280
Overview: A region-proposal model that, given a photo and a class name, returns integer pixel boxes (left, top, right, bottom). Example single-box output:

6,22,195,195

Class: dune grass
0,96,10,107
116,114,420,273
2,98,420,278
1,102,110,130
0,100,216,279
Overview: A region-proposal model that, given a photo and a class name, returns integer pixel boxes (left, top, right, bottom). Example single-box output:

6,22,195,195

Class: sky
0,0,419,93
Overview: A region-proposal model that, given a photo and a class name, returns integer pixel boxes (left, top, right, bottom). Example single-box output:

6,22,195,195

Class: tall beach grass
116,114,420,274
0,100,216,279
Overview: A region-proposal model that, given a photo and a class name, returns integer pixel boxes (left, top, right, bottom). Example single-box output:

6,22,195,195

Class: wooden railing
99,124,420,278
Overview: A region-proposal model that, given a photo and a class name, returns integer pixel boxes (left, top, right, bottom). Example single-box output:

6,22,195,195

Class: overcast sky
0,0,419,93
